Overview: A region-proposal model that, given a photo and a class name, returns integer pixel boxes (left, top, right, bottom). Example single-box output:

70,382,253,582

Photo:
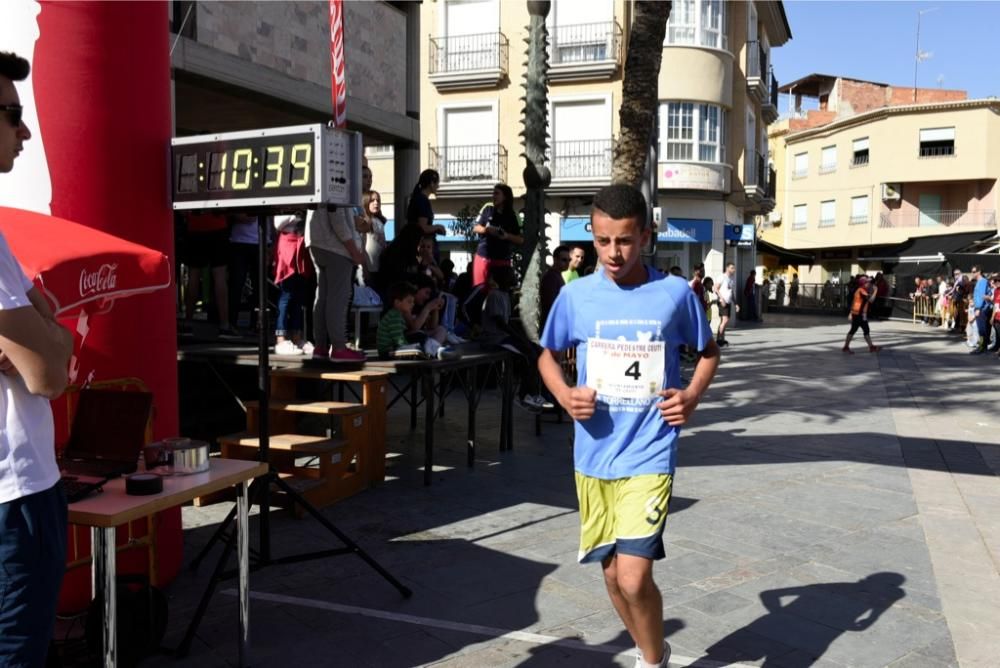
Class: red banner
329,0,347,127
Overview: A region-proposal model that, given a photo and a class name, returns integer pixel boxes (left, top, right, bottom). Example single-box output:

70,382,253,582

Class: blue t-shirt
540,266,713,479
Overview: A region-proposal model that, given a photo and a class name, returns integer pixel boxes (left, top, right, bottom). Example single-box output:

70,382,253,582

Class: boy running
538,185,720,668
842,275,880,354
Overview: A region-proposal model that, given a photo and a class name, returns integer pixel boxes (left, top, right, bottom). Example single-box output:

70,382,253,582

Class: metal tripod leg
269,474,412,598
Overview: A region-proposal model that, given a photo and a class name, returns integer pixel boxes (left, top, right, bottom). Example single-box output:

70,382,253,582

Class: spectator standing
0,51,75,667
788,274,800,308
689,264,705,303
181,211,233,334
306,199,367,361
970,265,992,354
743,270,758,321
273,213,313,356
562,246,585,284
472,183,523,287
715,262,738,345
540,245,570,331
991,273,1000,355
227,213,262,332
358,190,387,292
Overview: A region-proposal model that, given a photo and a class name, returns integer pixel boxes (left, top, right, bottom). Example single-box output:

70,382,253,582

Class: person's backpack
86,574,168,667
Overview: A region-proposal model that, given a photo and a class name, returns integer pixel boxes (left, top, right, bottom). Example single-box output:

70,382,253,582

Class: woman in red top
842,275,880,354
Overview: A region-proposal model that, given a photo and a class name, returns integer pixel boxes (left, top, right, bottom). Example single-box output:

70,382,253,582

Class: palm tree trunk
612,1,671,187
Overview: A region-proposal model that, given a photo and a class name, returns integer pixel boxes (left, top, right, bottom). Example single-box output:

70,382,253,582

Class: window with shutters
793,204,807,230
852,138,869,166
919,127,955,157
819,145,837,174
819,200,836,227
850,195,869,225
793,152,808,179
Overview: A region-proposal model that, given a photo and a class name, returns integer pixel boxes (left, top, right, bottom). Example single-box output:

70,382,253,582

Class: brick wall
789,110,836,131
837,80,889,116
888,87,967,106
195,1,405,115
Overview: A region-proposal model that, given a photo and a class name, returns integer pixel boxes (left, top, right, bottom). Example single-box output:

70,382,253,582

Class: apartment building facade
762,74,1000,282
171,1,420,204
370,0,789,276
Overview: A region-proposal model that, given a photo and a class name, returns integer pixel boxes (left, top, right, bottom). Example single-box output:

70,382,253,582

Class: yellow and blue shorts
575,472,673,564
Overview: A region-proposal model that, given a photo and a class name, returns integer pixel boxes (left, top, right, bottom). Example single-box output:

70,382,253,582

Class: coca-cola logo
79,263,118,298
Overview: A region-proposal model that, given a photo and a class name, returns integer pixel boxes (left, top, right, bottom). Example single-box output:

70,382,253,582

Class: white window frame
664,0,729,50
660,101,728,164
820,145,837,174
819,199,836,227
793,152,808,179
436,99,500,181
793,204,807,230
548,93,615,179
850,195,869,225
439,0,500,37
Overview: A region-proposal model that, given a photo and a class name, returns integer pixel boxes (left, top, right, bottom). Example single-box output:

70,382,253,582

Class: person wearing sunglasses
0,51,74,667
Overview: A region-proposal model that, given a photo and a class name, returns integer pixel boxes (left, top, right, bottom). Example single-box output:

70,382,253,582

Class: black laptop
58,389,153,481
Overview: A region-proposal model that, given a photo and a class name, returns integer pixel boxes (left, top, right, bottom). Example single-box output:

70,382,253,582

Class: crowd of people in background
911,265,1000,356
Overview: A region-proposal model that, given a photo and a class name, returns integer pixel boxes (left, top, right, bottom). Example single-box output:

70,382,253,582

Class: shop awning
871,230,996,262
945,253,1000,273
756,239,815,265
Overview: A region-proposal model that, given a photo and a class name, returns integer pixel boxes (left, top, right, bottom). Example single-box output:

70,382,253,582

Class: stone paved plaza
147,313,999,667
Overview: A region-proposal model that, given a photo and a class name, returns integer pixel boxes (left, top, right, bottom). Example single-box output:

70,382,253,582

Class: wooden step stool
227,400,371,512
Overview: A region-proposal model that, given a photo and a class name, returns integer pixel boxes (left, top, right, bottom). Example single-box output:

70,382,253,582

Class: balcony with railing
429,144,508,196
743,150,775,213
429,32,508,90
548,21,623,82
761,70,779,124
547,138,614,194
878,209,997,230
745,40,770,104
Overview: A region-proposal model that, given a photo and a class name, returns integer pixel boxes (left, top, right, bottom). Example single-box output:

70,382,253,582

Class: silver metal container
169,439,210,475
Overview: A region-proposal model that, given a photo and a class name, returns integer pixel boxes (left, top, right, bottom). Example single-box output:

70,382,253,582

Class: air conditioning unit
768,210,782,225
881,182,902,201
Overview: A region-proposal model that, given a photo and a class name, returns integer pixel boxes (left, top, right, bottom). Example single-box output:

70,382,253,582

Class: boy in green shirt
377,282,417,359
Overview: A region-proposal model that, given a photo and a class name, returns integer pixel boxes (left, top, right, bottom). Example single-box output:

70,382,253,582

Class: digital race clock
170,123,363,210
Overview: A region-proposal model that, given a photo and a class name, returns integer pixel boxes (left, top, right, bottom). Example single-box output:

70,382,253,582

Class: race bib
586,338,665,400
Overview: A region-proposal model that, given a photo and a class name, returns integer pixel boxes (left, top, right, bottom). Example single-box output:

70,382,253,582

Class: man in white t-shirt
714,262,738,346
0,51,74,666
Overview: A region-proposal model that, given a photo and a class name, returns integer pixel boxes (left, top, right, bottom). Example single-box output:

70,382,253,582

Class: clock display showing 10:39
173,132,317,202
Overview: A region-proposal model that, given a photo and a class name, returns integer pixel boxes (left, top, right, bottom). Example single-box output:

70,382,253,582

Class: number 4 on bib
625,361,642,380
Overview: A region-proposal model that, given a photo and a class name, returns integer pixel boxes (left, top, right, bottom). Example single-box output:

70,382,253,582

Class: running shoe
633,640,671,668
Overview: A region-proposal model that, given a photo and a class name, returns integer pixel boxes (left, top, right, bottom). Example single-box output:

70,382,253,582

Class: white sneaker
424,339,442,357
275,340,302,356
445,332,467,345
437,345,461,360
300,341,315,356
633,641,671,668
